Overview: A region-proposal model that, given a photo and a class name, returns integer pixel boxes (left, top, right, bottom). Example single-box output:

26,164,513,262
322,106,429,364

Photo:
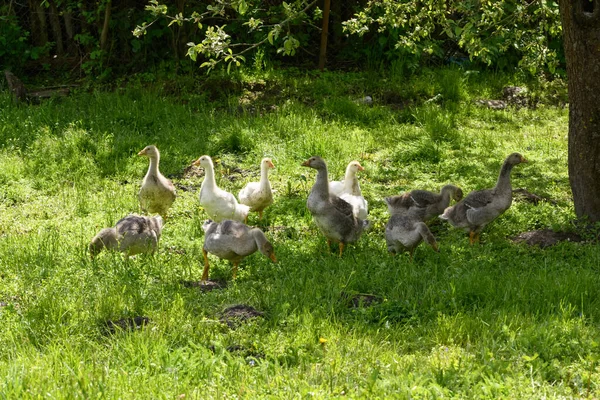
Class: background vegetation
0,66,598,397
1,0,564,81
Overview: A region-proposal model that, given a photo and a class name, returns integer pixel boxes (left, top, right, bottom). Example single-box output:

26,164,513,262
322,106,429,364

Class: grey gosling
201,219,277,281
384,195,439,258
89,214,164,258
397,185,463,222
440,152,528,244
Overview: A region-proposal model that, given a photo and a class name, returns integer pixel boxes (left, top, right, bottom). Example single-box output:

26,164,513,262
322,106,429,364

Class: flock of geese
89,145,528,281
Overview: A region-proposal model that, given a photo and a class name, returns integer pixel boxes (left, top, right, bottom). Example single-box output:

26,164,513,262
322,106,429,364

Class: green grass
0,67,598,398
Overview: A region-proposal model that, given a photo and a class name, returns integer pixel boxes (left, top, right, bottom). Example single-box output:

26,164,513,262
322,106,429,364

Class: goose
330,161,368,219
89,214,163,258
329,160,365,196
302,156,369,256
384,196,439,258
440,153,528,244
201,219,277,281
193,155,250,222
238,158,275,219
397,185,463,222
138,145,176,219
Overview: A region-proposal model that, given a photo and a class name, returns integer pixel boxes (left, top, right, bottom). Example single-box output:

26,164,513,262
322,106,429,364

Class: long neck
495,161,515,192
260,163,270,188
312,167,330,199
251,228,268,248
343,168,360,194
147,155,159,176
203,161,217,188
439,186,452,205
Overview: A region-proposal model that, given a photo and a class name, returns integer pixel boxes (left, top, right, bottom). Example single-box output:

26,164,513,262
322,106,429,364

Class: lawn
0,68,598,398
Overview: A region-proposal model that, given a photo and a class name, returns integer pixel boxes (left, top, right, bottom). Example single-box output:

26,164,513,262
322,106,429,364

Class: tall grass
0,68,597,398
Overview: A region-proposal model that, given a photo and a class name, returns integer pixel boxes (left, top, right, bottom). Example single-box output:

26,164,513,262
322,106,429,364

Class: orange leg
469,231,476,245
232,262,239,279
201,249,210,281
338,242,345,257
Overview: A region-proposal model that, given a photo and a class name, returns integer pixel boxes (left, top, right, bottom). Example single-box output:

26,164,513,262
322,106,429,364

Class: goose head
347,161,364,175
301,156,327,170
193,155,214,169
506,152,528,165
262,158,275,169
138,145,159,158
441,185,463,202
259,240,277,263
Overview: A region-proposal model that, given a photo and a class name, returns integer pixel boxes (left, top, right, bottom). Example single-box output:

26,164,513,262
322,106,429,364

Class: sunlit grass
0,67,598,398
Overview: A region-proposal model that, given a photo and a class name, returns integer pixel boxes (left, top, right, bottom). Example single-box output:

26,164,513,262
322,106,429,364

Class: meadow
0,67,598,398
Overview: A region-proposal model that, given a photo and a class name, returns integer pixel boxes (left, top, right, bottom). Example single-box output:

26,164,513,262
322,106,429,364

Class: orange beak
520,156,528,163
357,164,365,171
268,160,275,169
269,253,277,263
301,160,310,167
137,149,146,156
192,158,201,166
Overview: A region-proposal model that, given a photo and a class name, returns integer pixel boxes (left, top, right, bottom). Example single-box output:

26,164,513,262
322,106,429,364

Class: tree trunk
559,0,600,223
30,0,49,47
318,0,331,70
100,0,112,51
48,1,64,55
63,12,76,54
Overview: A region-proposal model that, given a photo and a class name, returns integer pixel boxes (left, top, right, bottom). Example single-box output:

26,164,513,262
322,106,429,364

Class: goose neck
260,163,270,187
147,155,159,176
203,161,217,187
495,160,515,192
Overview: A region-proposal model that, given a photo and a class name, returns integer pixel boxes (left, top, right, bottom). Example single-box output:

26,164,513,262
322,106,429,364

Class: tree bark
559,0,600,222
318,0,331,70
48,1,64,55
30,0,49,47
63,12,76,54
100,0,112,51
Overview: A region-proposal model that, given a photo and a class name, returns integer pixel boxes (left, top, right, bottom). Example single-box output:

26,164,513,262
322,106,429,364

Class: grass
0,67,598,398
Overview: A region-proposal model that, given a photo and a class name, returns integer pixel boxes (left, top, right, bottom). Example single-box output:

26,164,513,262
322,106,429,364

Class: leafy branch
134,0,319,73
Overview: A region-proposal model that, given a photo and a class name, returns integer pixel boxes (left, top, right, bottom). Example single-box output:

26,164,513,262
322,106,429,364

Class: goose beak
268,160,275,169
301,160,310,167
192,158,201,167
520,156,528,163
357,164,365,171
269,253,278,263
137,149,146,156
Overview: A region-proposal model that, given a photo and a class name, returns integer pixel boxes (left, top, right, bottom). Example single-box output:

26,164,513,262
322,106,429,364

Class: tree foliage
343,0,563,75
0,0,564,78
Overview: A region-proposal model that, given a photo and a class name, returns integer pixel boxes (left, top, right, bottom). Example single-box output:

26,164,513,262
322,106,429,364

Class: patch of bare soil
181,279,227,292
512,229,583,248
0,296,21,310
513,188,558,205
341,292,383,308
181,164,205,180
476,86,533,110
103,316,150,335
219,161,254,182
220,304,264,329
208,344,265,365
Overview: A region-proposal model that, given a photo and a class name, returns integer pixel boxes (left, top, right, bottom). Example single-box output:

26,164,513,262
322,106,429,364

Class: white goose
329,161,368,219
238,158,275,219
194,155,250,222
